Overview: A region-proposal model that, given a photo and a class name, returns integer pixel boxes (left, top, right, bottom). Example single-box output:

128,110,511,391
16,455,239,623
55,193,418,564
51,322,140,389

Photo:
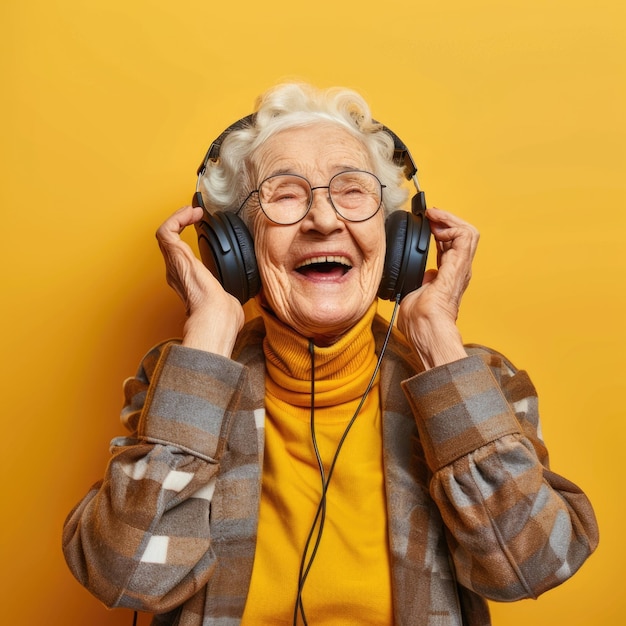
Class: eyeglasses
240,170,385,225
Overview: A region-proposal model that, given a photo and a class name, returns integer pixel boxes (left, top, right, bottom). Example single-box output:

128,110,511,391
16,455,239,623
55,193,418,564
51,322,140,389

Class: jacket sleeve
62,341,249,612
401,347,599,602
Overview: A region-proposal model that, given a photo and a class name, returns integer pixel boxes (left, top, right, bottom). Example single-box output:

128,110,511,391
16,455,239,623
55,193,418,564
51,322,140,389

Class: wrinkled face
250,122,386,345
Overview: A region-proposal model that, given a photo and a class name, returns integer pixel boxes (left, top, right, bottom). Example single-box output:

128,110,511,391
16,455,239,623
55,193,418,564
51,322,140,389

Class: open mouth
295,255,352,278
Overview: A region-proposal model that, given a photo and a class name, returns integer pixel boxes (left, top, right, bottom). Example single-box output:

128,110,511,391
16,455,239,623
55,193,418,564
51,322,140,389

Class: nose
302,186,343,233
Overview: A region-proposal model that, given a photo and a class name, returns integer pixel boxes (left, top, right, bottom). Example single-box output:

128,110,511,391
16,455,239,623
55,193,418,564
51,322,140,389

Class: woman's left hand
397,207,480,369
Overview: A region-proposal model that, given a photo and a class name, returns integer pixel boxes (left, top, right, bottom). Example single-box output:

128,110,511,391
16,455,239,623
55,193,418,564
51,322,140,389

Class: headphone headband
196,114,419,183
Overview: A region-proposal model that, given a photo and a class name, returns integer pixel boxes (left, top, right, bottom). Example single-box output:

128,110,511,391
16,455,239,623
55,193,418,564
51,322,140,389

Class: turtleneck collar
257,299,379,407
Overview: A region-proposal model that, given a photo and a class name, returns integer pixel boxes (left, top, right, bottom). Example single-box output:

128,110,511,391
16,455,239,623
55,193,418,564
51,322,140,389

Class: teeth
297,255,351,268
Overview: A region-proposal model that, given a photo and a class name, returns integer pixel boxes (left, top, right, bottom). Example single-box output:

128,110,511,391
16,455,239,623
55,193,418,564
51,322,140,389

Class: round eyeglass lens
329,171,382,221
258,175,310,224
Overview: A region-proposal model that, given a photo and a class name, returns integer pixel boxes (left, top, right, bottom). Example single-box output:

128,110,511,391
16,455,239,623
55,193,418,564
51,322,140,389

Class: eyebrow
264,164,368,180
266,167,296,178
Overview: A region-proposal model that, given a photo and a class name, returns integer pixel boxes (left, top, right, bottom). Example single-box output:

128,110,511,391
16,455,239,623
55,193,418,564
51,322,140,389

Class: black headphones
192,114,430,304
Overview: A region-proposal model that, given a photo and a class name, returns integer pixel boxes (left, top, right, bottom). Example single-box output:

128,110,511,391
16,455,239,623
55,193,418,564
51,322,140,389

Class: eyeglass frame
237,169,387,225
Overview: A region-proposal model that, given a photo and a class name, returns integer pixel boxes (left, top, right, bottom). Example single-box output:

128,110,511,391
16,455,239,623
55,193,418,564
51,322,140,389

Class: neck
257,300,379,384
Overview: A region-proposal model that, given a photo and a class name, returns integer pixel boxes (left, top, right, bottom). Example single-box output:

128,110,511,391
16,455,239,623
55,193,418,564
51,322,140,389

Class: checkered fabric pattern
63,316,598,625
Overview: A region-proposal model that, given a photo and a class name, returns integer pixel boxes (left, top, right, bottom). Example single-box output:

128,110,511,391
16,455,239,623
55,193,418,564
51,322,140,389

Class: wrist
404,318,466,370
182,309,242,357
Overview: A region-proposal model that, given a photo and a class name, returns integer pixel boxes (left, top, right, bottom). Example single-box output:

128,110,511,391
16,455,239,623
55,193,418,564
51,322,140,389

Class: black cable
293,296,401,625
294,340,327,625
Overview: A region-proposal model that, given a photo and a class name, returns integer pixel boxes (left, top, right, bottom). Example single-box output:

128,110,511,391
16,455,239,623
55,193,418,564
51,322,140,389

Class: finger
429,210,478,244
427,211,479,259
156,205,204,243
426,206,475,229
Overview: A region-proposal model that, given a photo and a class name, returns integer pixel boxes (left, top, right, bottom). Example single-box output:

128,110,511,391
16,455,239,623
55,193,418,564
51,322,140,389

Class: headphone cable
293,340,326,625
293,295,401,625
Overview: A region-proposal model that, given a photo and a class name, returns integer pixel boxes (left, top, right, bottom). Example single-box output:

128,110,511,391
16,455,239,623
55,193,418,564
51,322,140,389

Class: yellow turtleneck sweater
241,302,393,625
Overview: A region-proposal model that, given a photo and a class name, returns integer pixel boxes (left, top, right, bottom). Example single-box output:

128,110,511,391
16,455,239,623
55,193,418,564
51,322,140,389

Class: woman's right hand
156,205,245,356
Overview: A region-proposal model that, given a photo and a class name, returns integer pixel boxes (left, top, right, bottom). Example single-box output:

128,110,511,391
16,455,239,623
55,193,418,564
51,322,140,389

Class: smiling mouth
295,255,353,277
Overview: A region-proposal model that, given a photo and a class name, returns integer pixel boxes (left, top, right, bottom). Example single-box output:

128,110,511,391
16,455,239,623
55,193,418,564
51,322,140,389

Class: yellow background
1,0,624,624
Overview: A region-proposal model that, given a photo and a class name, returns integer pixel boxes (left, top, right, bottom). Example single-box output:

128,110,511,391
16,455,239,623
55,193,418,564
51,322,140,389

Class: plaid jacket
63,315,598,625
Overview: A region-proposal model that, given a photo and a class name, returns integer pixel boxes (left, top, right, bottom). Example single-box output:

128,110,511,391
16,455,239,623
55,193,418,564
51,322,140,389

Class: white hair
198,83,410,223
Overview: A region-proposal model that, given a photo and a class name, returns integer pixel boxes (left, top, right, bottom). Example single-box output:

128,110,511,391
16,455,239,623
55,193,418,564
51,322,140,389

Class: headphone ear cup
194,209,260,304
225,212,261,299
378,211,408,301
378,206,431,301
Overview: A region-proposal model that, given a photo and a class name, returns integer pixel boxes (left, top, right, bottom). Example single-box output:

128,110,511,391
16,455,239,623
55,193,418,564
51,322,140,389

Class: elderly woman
63,83,598,626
